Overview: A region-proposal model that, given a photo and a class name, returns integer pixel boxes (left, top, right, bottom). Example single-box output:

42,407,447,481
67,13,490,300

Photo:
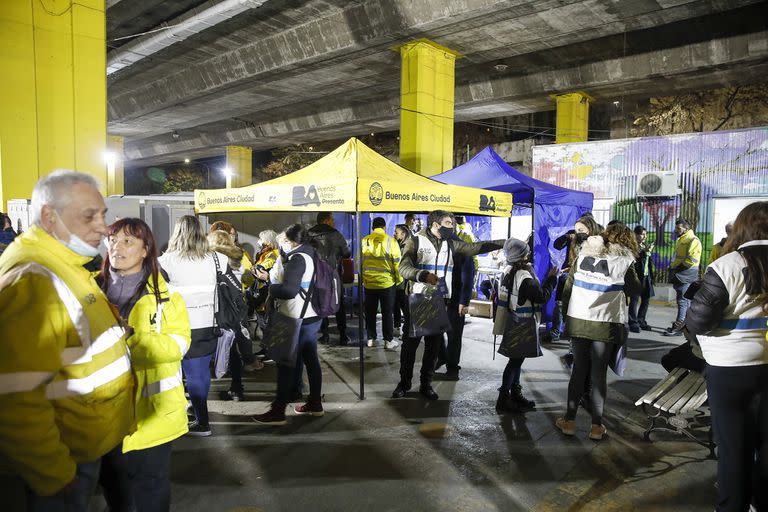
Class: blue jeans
25,459,101,512
673,281,691,323
182,354,213,426
276,320,321,404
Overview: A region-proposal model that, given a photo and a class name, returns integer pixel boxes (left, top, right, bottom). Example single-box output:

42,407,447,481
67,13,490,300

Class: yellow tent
194,138,512,215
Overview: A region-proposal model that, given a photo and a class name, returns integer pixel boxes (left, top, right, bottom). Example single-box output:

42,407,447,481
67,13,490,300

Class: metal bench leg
642,404,662,442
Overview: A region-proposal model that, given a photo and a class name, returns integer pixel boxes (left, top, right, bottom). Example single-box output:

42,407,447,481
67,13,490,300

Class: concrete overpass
106,0,768,167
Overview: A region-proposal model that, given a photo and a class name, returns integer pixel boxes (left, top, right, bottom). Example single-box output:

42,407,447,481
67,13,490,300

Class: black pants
364,286,395,342
565,338,611,425
398,303,442,387
707,364,768,512
320,299,347,339
439,302,465,371
229,327,255,393
100,442,173,512
628,285,651,329
393,287,407,329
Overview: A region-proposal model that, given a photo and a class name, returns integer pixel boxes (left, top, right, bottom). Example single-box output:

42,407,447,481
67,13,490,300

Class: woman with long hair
159,215,229,436
252,224,324,425
393,224,411,338
685,202,768,511
556,223,641,440
98,218,191,512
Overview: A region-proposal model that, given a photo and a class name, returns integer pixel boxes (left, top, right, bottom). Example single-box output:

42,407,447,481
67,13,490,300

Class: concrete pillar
0,0,107,210
398,39,460,176
106,135,124,196
554,92,593,144
225,146,252,188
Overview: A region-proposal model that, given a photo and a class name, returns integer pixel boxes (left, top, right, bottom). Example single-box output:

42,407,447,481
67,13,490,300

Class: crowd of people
0,169,765,512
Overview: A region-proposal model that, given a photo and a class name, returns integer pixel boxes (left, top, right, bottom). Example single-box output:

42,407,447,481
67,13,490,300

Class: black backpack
309,254,341,318
213,254,248,330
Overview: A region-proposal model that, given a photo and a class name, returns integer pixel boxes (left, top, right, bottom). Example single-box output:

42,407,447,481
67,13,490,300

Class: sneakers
219,389,244,402
294,399,324,417
589,423,607,441
385,340,400,350
391,381,411,398
550,329,561,342
555,417,576,436
419,385,439,401
640,324,652,331
367,339,375,348
442,368,460,381
629,325,641,333
663,321,684,337
186,420,212,437
252,403,287,426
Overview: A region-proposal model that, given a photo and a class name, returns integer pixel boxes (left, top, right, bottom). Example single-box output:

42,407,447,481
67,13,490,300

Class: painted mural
532,127,768,280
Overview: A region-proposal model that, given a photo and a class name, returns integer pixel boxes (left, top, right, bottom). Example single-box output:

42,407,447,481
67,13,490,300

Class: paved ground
164,303,716,512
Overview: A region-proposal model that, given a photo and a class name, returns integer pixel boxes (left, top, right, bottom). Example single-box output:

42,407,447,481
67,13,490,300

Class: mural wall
532,127,768,280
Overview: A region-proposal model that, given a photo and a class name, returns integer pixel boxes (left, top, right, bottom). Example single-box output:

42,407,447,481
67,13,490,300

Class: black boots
511,384,536,411
496,385,536,413
495,390,518,413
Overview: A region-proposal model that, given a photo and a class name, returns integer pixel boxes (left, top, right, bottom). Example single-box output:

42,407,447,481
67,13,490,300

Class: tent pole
530,192,535,267
356,211,365,400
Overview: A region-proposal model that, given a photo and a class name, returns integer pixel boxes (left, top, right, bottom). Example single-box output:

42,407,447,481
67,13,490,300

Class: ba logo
292,185,321,207
84,294,97,305
369,182,383,206
479,194,496,212
197,191,206,210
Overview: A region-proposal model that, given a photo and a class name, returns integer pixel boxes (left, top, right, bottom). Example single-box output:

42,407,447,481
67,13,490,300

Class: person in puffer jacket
556,223,641,441
685,201,768,512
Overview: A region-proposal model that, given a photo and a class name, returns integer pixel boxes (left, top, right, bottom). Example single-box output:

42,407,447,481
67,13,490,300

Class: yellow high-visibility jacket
240,251,255,289
0,226,134,496
362,228,403,290
120,273,191,453
671,229,703,269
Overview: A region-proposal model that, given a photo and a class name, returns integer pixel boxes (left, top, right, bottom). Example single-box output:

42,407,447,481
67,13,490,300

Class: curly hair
601,223,639,257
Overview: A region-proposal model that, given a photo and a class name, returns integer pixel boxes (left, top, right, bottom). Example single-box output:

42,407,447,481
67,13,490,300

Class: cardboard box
468,299,492,318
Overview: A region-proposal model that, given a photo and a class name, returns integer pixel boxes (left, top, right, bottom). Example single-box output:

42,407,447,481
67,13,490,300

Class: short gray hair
30,170,100,225
258,229,278,248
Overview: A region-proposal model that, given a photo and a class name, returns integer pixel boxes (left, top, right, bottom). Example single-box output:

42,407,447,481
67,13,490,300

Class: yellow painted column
225,146,252,189
554,92,593,143
398,39,460,176
106,135,124,195
0,0,107,211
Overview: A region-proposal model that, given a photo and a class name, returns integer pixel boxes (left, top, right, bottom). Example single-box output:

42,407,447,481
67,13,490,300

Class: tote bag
408,284,451,338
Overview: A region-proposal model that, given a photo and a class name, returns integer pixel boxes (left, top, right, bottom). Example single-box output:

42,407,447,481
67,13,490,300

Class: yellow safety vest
671,229,702,268
121,273,191,453
362,228,403,289
0,226,135,496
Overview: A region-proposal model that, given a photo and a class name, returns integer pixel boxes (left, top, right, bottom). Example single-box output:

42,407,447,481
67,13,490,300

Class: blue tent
432,147,594,326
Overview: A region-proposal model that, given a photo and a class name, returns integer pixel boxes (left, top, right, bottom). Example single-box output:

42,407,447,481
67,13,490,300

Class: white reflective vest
697,250,768,367
566,252,634,324
276,251,317,319
493,268,539,336
412,235,454,299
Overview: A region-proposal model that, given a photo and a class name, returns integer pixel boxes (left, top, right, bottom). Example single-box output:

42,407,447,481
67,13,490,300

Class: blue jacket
450,235,475,306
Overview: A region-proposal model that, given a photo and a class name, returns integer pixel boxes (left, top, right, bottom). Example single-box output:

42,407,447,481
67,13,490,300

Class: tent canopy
432,146,593,208
194,138,512,216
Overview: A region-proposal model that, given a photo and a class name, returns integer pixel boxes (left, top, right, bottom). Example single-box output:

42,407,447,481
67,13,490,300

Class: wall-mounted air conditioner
636,172,681,197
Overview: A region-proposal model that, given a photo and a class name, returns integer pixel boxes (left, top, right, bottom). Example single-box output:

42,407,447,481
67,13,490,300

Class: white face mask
54,212,101,258
280,242,294,254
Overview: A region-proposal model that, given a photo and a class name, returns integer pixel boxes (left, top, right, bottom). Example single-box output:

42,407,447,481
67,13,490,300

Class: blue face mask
55,212,101,258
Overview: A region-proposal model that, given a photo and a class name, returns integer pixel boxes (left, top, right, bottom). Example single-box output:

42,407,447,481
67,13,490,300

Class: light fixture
370,132,375,136
103,151,117,167
494,63,508,72
222,167,232,178
613,100,621,107
184,158,190,164
172,131,180,140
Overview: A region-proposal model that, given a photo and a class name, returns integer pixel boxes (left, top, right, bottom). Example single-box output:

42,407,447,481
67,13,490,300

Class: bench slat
659,373,702,412
681,382,709,414
669,376,706,414
634,368,686,406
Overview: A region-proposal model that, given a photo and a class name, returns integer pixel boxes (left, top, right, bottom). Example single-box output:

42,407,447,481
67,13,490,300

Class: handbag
408,284,451,338
497,311,542,359
261,262,315,367
213,328,236,378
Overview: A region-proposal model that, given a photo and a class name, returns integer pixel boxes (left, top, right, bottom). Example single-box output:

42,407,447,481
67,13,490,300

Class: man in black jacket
393,210,506,400
309,212,351,344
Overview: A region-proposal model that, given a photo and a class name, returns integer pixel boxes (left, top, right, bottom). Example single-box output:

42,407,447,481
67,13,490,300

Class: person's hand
56,476,79,496
253,268,269,281
459,304,469,316
568,233,576,240
424,273,439,285
547,266,559,278
124,325,135,338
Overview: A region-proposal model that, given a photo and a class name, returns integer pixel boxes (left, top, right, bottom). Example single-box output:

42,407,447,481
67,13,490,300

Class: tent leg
356,212,365,400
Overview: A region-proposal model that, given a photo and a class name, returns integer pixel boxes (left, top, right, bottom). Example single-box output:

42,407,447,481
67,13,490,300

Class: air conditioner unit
636,172,681,197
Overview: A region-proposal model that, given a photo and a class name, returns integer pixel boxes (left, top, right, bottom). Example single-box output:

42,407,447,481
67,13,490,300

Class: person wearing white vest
556,224,641,441
494,238,557,413
253,224,324,425
393,210,506,401
685,201,768,512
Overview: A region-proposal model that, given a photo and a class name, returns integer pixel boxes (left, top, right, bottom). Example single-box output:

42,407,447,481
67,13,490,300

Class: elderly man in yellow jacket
0,171,134,509
362,217,403,350
664,217,703,336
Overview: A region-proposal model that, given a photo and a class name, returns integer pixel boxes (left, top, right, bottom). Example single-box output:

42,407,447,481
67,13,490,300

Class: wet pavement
161,303,716,512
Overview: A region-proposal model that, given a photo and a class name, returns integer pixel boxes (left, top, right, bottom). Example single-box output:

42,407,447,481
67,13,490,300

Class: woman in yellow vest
98,218,191,512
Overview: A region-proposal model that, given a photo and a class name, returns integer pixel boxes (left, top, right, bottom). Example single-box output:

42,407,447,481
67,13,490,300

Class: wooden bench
634,368,715,458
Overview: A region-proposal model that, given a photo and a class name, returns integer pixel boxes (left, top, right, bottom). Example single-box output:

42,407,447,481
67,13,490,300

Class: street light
222,167,233,188
184,158,190,164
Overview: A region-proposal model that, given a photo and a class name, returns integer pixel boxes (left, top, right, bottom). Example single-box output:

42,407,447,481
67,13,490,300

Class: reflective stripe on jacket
0,226,134,496
362,228,402,289
411,234,454,298
121,273,191,452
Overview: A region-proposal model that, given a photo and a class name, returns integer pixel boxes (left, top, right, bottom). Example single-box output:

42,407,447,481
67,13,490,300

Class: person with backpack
159,216,230,437
252,224,327,425
393,210,506,401
494,238,557,413
309,212,351,345
98,218,191,512
208,230,263,402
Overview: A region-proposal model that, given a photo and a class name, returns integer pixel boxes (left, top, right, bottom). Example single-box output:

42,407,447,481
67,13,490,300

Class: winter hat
503,237,530,263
